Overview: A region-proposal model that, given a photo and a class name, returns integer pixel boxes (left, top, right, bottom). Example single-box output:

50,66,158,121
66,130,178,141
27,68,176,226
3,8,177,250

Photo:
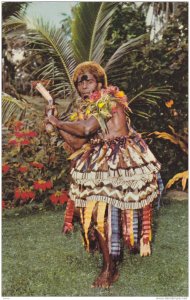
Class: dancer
46,61,162,288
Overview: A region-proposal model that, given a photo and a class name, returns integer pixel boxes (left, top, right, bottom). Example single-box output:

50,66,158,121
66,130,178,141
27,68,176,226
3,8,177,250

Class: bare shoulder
107,103,128,135
112,103,126,120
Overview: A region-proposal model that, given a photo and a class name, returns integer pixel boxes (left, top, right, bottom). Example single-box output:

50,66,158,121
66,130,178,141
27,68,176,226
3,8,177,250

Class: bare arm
59,129,87,150
48,115,100,137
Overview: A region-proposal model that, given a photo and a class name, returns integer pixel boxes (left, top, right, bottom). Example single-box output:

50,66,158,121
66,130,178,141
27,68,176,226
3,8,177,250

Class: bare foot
91,270,111,288
111,270,119,284
91,269,119,288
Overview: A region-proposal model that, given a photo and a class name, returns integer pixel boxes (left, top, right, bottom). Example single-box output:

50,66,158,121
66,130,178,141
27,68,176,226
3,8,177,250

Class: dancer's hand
45,104,58,117
47,115,59,127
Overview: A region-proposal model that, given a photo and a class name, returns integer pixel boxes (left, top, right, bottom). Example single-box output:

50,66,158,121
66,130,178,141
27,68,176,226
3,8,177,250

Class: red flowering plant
2,110,70,210
49,190,69,205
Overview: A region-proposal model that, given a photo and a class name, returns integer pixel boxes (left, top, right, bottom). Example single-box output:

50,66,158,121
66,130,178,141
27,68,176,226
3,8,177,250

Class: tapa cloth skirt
68,135,161,210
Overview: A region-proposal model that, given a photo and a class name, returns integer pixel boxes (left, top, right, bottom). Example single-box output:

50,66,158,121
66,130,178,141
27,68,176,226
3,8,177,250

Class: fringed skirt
68,135,161,257
79,200,154,258
69,135,161,210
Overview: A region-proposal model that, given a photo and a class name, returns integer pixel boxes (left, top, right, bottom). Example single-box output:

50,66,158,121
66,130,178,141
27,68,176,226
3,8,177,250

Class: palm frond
128,86,172,106
132,109,151,119
166,170,188,191
105,34,150,75
150,127,188,154
71,2,118,63
2,93,27,124
4,14,77,96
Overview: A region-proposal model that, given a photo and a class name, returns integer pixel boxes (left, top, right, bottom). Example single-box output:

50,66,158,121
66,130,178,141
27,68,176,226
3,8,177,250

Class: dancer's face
77,72,98,99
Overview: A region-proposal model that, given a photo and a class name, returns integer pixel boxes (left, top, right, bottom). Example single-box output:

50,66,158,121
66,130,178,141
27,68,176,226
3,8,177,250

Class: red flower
106,85,119,95
50,190,68,205
14,187,35,201
8,139,17,145
15,188,21,199
2,164,10,174
89,91,101,102
15,132,25,138
18,166,28,173
2,200,6,209
46,180,53,189
21,191,28,201
28,191,35,199
26,131,37,137
20,139,30,145
50,194,59,204
14,121,24,131
59,191,69,204
31,162,44,169
14,131,37,138
33,180,53,191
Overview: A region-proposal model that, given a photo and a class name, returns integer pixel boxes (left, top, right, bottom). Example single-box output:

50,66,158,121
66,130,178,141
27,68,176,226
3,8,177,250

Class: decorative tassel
140,204,152,256
122,209,139,249
96,144,107,163
126,210,132,247
130,209,134,246
77,149,93,170
133,209,138,244
107,143,115,160
63,198,75,233
83,200,96,251
142,204,152,244
90,144,102,165
108,204,112,254
140,238,151,256
96,202,107,239
157,172,164,208
121,210,127,243
113,142,120,162
111,205,121,257
80,207,84,225
68,148,85,160
68,144,91,160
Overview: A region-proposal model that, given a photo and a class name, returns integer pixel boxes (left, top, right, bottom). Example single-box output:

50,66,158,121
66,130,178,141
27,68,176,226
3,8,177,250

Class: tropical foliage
103,2,187,187
2,93,27,124
151,126,188,191
3,2,170,114
2,107,70,210
2,2,188,201
2,2,28,21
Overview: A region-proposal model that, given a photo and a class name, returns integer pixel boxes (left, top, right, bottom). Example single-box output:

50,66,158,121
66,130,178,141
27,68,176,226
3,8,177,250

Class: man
47,61,161,288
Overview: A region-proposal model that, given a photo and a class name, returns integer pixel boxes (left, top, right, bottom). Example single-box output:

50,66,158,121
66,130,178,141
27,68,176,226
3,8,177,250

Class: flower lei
69,86,131,133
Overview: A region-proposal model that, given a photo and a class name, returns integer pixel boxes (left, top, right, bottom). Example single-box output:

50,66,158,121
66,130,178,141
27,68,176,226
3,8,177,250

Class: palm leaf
71,2,118,63
2,93,27,124
166,170,188,191
150,128,188,154
132,110,151,119
3,14,76,96
128,86,171,106
105,34,150,75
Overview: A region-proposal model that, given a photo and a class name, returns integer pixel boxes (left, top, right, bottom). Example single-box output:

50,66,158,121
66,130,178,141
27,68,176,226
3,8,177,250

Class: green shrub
2,107,70,210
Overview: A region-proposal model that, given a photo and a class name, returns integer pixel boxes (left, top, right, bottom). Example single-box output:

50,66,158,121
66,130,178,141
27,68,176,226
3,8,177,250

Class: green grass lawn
2,200,188,297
